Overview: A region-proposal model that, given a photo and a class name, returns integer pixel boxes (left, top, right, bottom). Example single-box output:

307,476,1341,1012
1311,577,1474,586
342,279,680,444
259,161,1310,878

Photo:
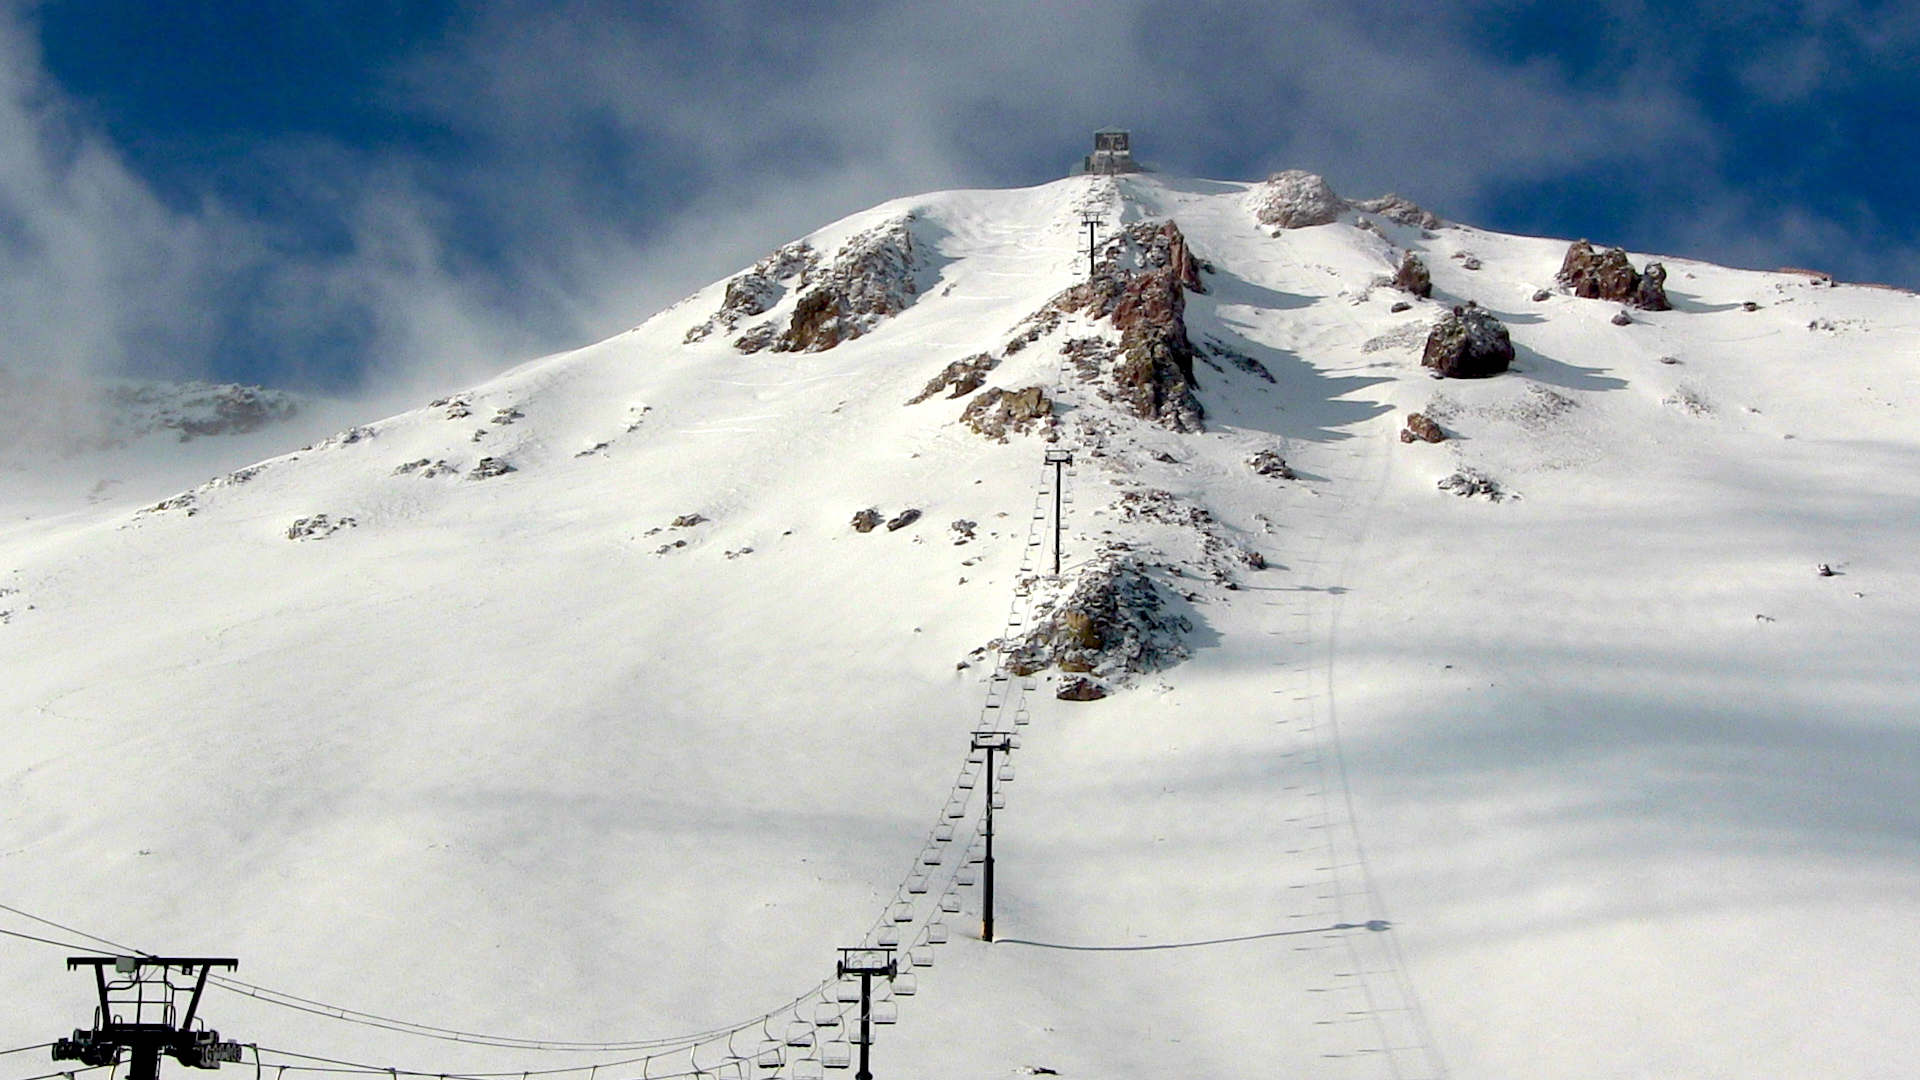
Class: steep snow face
3,173,1919,1080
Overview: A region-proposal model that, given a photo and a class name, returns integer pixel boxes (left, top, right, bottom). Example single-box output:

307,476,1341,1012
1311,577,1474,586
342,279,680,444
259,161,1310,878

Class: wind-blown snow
1,172,1916,1080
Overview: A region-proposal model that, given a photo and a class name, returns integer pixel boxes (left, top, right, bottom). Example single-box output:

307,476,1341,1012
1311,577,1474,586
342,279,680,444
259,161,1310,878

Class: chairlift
876,927,900,948
939,892,962,914
945,800,967,820
871,1001,898,1026
1013,708,1031,727
910,948,935,967
967,749,987,765
792,1059,824,1080
991,793,1006,810
956,867,977,887
957,773,976,790
813,1003,842,1027
836,980,863,1003
1008,733,1022,749
784,1022,815,1048
920,847,944,866
906,873,929,894
820,1040,852,1071
756,1042,785,1070
891,973,918,996
891,901,915,922
718,1062,747,1080
926,922,951,945
934,823,955,843
998,763,1016,782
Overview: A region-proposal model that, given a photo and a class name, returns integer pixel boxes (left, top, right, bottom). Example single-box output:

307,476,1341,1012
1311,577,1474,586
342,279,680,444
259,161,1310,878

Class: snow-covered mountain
2,171,1917,1080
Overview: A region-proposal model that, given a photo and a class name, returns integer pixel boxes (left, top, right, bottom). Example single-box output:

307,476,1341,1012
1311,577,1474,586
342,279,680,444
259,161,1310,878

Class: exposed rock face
770,216,924,353
908,352,999,404
1401,412,1446,443
1394,252,1433,298
1249,170,1347,230
694,215,926,354
1422,304,1515,379
1002,558,1191,681
1029,220,1206,433
683,242,817,343
1556,240,1672,310
1354,194,1443,230
961,386,1053,441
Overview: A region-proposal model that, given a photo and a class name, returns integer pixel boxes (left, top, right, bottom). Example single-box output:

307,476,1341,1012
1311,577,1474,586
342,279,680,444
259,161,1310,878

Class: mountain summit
1,171,1916,1080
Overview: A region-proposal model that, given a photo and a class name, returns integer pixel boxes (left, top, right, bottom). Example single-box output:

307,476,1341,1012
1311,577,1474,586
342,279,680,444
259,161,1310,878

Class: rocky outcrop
769,216,924,353
1422,304,1515,379
1556,240,1672,311
1401,412,1446,443
885,508,921,531
1354,194,1443,230
1029,221,1206,433
1249,170,1347,230
850,508,884,533
286,514,356,541
961,386,1053,441
683,242,817,343
1001,557,1191,681
1394,252,1432,298
908,353,999,403
467,456,516,480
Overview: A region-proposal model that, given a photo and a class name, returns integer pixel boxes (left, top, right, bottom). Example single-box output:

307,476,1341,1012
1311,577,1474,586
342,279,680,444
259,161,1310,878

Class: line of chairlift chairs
751,724,1023,1078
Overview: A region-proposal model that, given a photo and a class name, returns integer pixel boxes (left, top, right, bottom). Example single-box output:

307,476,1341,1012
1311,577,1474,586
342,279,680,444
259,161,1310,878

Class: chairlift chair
718,1062,747,1080
891,973,918,996
956,867,977,887
906,873,929,894
876,927,900,947
784,1022,815,1048
991,793,1006,810
820,1040,852,1071
940,892,962,913
756,1041,785,1071
934,823,955,843
891,900,916,922
998,763,1016,782
925,922,951,945
910,948,935,967
792,1058,825,1080
920,847,944,866
812,1003,842,1027
957,773,976,790
871,1001,898,1026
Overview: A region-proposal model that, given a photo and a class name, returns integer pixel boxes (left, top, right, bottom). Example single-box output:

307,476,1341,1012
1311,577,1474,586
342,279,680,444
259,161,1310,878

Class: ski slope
1,171,1917,1080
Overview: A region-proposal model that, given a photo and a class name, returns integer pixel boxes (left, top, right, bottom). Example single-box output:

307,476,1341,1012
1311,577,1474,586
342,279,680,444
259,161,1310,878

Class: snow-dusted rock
1422,303,1515,378
1248,169,1348,229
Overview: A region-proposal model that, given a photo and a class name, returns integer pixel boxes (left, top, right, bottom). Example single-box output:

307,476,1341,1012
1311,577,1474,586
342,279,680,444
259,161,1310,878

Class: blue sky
4,0,1915,397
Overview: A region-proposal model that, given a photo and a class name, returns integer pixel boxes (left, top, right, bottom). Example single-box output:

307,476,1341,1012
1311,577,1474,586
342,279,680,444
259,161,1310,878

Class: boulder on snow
1246,448,1295,479
885,508,922,531
1401,412,1446,443
850,508,884,533
961,385,1053,441
467,456,515,480
1556,240,1673,310
1422,304,1515,379
1249,170,1348,230
1393,252,1432,298
909,352,1000,403
1056,676,1108,702
1353,193,1443,230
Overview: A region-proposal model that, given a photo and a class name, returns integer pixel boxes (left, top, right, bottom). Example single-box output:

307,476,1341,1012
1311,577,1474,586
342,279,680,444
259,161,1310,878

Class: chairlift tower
1079,212,1104,280
53,957,243,1080
834,948,897,1080
971,730,1016,941
1043,448,1074,575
